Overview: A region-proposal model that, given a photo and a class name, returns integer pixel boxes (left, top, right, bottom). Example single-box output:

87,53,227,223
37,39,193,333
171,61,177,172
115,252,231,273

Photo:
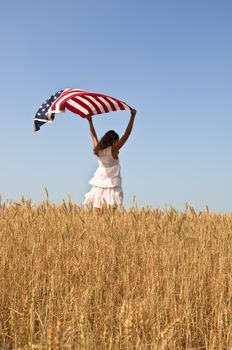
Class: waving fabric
34,88,132,132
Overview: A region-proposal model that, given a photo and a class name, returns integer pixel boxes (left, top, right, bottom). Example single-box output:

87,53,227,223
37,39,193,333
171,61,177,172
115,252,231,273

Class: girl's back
97,147,119,169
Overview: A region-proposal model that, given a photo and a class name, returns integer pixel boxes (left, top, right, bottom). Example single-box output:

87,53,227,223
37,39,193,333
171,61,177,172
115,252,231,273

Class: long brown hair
94,130,119,155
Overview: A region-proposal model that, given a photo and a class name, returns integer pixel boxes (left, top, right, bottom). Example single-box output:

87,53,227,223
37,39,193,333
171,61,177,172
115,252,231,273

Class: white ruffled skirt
84,186,123,208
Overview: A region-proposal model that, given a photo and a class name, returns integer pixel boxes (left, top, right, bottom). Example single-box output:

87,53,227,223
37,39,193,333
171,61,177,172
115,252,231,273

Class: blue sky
0,0,231,211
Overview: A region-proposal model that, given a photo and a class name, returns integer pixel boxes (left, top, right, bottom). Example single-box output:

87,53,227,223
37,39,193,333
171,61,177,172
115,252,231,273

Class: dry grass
0,198,232,349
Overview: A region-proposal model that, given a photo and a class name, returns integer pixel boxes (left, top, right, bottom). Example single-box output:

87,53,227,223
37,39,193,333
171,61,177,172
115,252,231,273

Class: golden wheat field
0,198,232,350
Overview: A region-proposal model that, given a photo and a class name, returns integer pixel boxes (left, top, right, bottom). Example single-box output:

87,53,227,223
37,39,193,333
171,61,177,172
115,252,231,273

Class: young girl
84,109,136,209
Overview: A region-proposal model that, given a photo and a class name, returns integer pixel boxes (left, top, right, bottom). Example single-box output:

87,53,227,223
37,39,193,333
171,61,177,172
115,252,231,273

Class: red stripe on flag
85,92,129,111
112,98,126,110
84,92,129,111
72,97,94,115
65,103,86,118
81,95,102,114
93,96,108,113
103,96,117,111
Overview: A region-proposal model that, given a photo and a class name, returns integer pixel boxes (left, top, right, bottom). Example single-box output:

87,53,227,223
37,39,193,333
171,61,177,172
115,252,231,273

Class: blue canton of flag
34,90,64,132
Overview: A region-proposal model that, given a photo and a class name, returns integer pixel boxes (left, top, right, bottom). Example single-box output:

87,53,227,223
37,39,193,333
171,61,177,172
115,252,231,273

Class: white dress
84,146,123,208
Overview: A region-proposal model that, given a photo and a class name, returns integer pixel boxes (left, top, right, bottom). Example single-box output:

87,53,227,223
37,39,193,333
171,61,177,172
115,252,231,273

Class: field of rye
0,198,232,349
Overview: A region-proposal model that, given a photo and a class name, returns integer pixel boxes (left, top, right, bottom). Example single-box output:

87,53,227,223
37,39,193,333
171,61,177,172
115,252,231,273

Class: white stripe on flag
34,118,52,123
85,95,105,113
121,102,130,110
75,96,97,114
66,99,90,114
106,97,121,111
98,96,113,112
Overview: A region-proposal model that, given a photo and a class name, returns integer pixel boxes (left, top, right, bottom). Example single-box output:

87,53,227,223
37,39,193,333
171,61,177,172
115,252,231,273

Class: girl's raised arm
86,115,98,148
112,108,136,152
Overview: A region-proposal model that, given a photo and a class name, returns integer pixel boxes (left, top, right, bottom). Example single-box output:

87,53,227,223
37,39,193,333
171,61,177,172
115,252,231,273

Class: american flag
34,88,132,132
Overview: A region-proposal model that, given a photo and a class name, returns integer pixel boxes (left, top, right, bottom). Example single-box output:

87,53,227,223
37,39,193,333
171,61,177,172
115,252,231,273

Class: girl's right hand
131,108,137,117
86,114,92,122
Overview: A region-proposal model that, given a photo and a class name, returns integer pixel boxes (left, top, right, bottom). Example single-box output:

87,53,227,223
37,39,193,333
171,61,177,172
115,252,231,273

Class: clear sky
0,0,231,211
